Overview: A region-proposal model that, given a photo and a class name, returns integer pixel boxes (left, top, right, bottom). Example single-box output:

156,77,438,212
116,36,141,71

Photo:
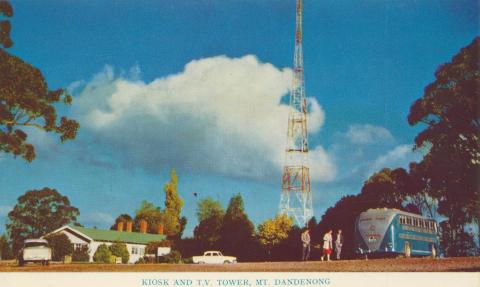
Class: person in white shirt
321,229,333,261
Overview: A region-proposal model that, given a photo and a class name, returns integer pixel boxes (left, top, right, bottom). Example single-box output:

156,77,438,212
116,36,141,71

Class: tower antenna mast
279,0,313,227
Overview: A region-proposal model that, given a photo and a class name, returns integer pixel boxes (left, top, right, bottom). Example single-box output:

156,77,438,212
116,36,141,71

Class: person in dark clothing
301,228,311,261
335,229,344,260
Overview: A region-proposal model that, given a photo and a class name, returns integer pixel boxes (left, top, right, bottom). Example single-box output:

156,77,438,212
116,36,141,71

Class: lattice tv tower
279,0,313,227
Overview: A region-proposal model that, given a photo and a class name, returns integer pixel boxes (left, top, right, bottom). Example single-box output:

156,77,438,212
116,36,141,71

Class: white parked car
192,251,237,264
18,239,52,266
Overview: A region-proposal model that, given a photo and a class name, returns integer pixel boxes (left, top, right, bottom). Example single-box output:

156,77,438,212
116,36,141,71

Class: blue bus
354,208,439,258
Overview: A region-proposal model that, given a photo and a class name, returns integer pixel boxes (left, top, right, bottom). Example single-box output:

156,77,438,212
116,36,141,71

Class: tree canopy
7,187,79,253
0,0,79,161
220,193,255,261
194,197,224,250
257,214,293,258
134,200,163,234
162,169,185,237
408,37,479,256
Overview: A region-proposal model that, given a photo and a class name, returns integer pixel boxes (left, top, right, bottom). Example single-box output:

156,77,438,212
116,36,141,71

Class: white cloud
346,124,394,145
81,212,114,226
0,205,12,216
368,144,422,176
74,55,335,182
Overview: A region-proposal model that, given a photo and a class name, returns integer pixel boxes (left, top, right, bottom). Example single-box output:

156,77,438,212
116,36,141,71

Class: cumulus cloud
74,55,335,182
346,124,394,145
368,144,422,176
0,205,12,216
81,212,114,226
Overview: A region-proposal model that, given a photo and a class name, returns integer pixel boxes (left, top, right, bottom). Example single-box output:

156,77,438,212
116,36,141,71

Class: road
0,257,479,272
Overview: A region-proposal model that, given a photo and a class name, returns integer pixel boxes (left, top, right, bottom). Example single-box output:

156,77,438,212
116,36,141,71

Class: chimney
157,224,164,235
139,219,147,234
126,220,133,232
117,221,124,232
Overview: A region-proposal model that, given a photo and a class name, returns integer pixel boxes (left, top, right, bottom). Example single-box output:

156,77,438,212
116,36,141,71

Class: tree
93,244,114,263
407,37,480,255
193,198,224,250
313,195,365,259
7,187,79,254
0,1,79,162
71,245,90,262
219,194,255,261
45,233,73,261
0,1,13,48
109,242,129,264
162,170,184,238
110,214,133,231
0,234,13,259
134,200,162,234
360,168,408,209
257,214,293,260
145,240,172,255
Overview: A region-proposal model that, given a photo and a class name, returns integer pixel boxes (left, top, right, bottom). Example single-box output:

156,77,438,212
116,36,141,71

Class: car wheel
404,242,411,258
223,260,230,264
199,261,205,264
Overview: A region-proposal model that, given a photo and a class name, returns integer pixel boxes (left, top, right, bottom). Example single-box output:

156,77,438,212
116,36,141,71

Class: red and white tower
279,0,313,226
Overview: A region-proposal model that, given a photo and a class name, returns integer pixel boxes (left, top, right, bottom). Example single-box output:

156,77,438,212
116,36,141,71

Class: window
74,243,87,250
132,246,138,255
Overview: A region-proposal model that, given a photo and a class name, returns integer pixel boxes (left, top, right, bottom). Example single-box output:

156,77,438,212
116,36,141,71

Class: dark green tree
219,194,255,261
193,198,224,251
45,233,73,261
0,1,13,49
313,195,365,259
7,187,79,254
360,168,409,209
0,1,79,162
71,245,90,262
408,37,480,256
0,234,13,259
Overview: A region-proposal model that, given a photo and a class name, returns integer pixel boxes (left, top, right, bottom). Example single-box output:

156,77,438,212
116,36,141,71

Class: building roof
66,225,166,245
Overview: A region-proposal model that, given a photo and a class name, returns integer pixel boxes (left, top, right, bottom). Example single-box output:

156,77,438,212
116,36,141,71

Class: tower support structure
279,0,313,227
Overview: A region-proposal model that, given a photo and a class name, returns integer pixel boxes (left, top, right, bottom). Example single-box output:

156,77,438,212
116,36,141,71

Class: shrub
45,233,73,261
146,240,172,254
72,245,90,262
109,242,129,264
93,244,114,263
159,249,182,264
0,235,13,260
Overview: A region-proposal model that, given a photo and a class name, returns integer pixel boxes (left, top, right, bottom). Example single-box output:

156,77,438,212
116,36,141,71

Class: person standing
301,228,311,261
335,229,344,260
321,229,333,261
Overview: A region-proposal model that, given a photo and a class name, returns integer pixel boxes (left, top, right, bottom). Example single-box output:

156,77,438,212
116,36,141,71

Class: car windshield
25,242,48,248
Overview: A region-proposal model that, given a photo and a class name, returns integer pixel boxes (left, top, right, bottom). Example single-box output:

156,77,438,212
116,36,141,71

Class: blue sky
0,0,478,236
